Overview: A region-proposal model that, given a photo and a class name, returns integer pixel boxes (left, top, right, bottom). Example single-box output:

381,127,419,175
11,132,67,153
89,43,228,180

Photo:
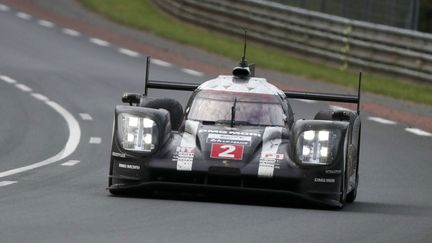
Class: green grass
79,0,432,105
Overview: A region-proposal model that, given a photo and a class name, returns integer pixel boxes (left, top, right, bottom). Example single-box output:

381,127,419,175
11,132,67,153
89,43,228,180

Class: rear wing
145,79,362,115
143,57,362,115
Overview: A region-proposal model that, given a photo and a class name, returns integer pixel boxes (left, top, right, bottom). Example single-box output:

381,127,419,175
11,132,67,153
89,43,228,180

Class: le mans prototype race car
108,43,362,208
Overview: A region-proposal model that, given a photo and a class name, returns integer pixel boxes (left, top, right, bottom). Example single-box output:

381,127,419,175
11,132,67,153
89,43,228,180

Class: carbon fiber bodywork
109,106,357,207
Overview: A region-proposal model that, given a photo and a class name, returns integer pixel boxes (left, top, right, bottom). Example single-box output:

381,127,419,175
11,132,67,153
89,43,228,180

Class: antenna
144,56,150,96
242,30,247,61
240,29,247,67
232,29,252,78
357,72,362,115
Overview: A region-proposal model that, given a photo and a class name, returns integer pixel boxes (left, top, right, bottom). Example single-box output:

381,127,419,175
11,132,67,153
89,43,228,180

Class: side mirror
122,93,141,106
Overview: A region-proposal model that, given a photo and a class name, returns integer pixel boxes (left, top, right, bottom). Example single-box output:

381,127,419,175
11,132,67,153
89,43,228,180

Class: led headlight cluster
117,113,158,152
296,129,340,165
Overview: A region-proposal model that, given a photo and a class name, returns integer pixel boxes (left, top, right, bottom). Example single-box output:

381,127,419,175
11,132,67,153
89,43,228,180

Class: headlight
117,113,158,152
296,129,341,165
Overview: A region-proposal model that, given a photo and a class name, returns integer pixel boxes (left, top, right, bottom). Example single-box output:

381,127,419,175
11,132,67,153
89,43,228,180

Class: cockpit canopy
187,90,286,126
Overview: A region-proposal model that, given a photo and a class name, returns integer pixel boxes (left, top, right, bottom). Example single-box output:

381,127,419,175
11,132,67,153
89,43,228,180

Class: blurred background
269,0,430,31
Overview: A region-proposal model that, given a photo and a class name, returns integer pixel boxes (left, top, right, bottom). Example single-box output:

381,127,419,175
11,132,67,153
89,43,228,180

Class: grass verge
79,0,432,105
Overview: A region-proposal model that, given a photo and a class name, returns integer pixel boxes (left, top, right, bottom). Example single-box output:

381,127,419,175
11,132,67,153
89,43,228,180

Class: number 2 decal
219,145,236,158
210,144,244,160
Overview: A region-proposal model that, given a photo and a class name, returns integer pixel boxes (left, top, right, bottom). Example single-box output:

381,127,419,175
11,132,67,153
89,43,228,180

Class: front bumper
108,180,342,208
109,157,343,207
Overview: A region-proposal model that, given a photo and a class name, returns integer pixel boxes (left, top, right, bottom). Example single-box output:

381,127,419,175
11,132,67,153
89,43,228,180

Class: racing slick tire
140,98,184,131
338,169,347,208
108,188,126,196
346,174,358,203
108,159,127,196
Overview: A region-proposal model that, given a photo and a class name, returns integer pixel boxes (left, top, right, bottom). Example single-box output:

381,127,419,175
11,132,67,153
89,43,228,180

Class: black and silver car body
108,58,362,208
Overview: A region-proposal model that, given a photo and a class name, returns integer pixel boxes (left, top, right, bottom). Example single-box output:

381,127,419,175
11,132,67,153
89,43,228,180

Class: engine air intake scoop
232,65,251,79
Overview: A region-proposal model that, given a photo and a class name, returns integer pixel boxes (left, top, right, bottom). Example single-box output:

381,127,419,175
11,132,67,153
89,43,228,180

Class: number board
210,144,244,160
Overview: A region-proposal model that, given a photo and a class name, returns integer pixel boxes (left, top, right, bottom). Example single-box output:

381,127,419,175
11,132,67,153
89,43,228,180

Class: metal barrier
154,0,432,82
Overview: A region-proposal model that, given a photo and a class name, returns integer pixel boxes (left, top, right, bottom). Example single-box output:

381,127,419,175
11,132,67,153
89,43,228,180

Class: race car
108,53,362,208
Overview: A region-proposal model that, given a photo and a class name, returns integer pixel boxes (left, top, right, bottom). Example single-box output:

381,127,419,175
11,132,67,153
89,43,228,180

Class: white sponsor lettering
207,133,252,146
176,147,195,153
199,129,261,137
314,178,336,183
208,134,251,142
119,163,140,170
325,169,341,174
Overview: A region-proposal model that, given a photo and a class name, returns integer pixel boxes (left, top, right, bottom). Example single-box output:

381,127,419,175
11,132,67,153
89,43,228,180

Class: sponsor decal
173,146,195,171
261,153,284,160
325,169,341,174
176,120,199,171
118,163,140,170
314,178,336,183
210,144,244,160
176,146,195,153
199,129,261,137
207,133,252,146
257,158,276,173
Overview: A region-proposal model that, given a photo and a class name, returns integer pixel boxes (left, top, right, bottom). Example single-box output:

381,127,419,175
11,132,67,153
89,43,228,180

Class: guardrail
153,0,432,82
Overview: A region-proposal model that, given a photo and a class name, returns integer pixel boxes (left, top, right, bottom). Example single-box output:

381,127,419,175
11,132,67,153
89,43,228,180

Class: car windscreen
188,90,285,126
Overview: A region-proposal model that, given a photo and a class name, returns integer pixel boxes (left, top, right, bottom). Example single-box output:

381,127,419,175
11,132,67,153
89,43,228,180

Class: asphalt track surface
0,4,431,243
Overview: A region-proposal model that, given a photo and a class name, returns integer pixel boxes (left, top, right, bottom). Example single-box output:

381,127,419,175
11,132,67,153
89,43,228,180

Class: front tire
346,173,358,203
339,173,347,208
109,188,126,196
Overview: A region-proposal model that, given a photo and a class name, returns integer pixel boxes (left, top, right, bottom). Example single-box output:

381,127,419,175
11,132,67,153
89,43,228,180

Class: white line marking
63,28,80,37
0,4,10,11
0,75,17,84
38,20,54,28
118,48,140,57
151,59,173,67
79,113,93,121
297,99,317,104
89,38,110,47
16,12,31,20
329,105,353,112
0,181,17,187
89,137,101,144
31,93,49,101
61,160,80,166
15,84,32,92
405,128,432,137
181,68,204,77
368,117,397,125
0,100,81,178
